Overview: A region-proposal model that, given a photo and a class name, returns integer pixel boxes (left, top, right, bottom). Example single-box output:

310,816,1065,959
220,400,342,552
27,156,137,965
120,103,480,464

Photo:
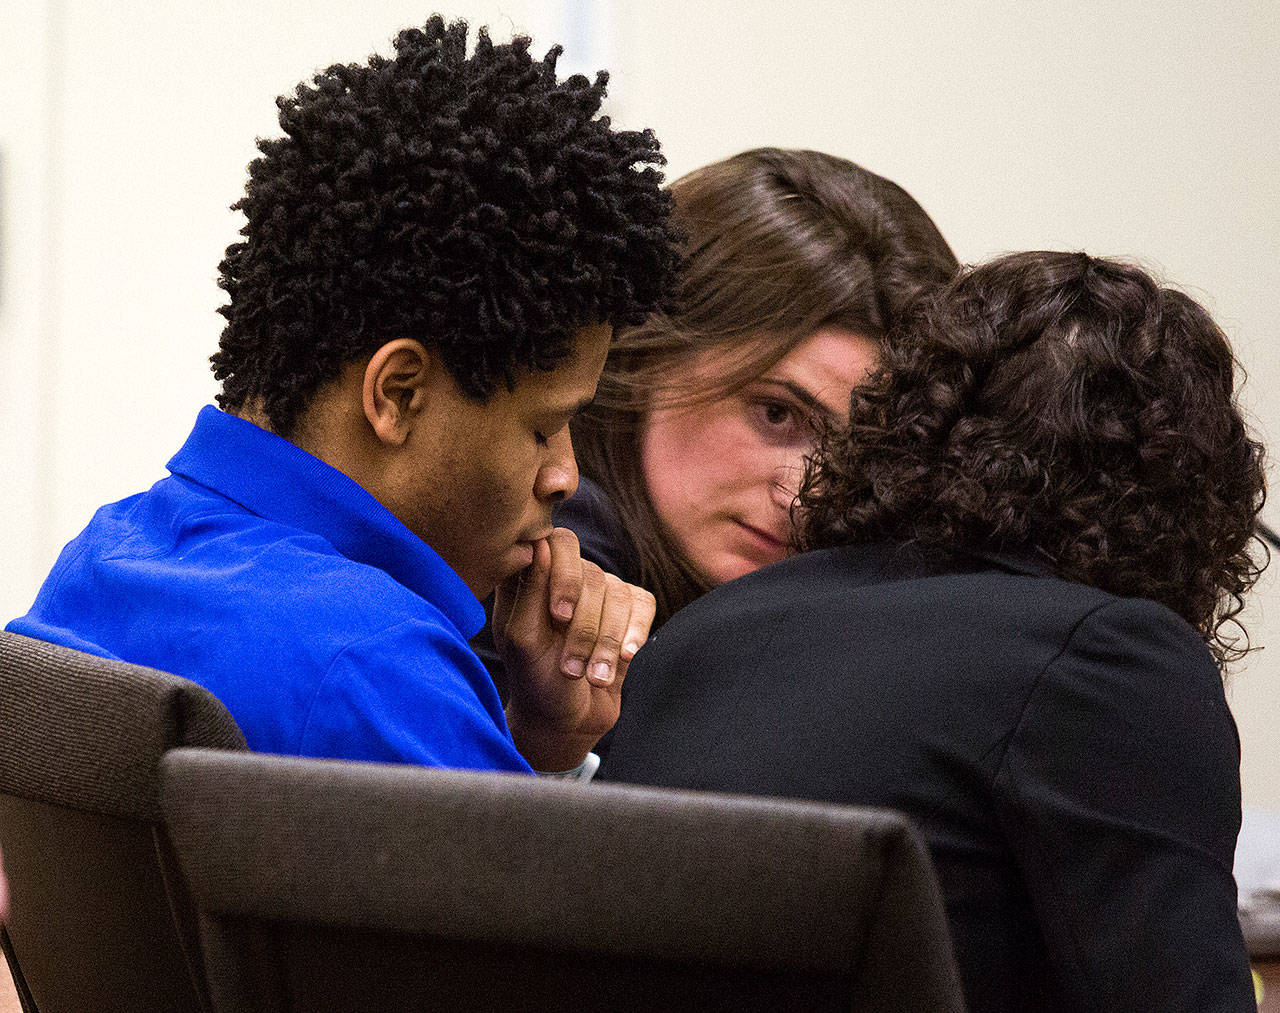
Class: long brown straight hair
572,148,959,625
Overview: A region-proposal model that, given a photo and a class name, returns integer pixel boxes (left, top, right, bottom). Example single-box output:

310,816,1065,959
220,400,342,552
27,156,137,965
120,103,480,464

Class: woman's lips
737,520,788,556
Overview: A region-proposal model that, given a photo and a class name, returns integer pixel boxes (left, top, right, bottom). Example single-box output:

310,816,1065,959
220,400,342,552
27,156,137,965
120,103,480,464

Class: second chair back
161,748,966,1012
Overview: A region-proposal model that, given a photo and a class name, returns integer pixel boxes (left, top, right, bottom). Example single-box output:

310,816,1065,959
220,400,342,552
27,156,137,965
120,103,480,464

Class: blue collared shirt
7,406,533,773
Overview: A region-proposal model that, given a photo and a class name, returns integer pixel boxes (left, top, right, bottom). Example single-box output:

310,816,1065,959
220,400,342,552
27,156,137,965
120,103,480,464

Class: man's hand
493,528,655,772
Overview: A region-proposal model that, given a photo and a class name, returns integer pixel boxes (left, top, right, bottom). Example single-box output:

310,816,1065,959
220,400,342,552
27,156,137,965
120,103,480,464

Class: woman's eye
763,402,792,426
757,400,800,431
750,398,815,445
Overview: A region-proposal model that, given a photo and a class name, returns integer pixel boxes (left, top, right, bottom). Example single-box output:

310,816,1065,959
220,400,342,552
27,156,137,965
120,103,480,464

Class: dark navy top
8,406,532,773
603,542,1254,1012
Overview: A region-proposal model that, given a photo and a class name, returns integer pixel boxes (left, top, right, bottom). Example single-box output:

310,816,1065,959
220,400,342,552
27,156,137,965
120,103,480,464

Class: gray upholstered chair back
161,748,967,1012
0,631,247,1013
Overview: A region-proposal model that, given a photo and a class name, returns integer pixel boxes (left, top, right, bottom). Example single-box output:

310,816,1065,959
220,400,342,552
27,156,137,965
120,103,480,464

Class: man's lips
511,529,555,567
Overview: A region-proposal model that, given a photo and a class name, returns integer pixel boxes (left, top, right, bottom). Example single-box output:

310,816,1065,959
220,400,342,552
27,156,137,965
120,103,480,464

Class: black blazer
601,542,1255,1013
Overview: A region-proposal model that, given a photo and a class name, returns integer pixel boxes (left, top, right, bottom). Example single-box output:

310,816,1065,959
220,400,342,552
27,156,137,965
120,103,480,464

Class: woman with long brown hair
564,147,959,625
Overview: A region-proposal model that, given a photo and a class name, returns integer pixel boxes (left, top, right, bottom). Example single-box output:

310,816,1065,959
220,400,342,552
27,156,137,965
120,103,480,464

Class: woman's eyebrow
756,378,838,420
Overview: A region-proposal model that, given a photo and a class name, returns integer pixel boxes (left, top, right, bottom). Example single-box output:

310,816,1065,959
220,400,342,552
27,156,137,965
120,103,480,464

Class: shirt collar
167,406,485,638
833,540,1055,583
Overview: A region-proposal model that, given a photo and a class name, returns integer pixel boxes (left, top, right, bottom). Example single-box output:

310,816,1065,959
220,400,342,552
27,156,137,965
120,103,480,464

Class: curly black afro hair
799,251,1266,666
212,15,679,436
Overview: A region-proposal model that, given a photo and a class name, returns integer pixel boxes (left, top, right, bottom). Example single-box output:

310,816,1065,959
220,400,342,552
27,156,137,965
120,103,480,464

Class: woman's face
640,326,879,586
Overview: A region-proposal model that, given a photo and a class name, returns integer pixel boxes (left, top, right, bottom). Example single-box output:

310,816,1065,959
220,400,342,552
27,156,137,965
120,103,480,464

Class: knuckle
549,568,582,598
602,573,626,594
564,642,592,661
566,626,599,655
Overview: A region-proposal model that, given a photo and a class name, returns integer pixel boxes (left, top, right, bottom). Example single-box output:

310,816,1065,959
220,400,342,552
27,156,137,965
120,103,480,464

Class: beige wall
1,1,1277,804
604,1,1280,807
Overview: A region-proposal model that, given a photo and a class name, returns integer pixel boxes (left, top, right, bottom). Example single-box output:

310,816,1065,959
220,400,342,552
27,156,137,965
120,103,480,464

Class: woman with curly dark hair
603,251,1264,1011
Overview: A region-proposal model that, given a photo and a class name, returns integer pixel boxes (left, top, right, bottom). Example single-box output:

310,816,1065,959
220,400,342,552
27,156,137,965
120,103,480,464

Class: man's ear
361,339,437,447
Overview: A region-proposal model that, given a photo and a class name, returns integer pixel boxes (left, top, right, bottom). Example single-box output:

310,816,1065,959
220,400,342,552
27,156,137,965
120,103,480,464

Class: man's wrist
505,709,599,773
536,752,600,781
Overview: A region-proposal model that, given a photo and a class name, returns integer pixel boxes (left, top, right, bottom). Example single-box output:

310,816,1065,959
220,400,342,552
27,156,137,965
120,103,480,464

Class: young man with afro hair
9,17,681,776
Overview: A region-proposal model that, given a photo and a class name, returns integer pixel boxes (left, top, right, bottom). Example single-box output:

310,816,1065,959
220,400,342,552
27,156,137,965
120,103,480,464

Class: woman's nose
770,457,806,510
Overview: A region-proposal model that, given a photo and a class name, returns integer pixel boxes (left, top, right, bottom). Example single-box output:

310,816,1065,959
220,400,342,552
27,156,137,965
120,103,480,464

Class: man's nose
535,429,579,503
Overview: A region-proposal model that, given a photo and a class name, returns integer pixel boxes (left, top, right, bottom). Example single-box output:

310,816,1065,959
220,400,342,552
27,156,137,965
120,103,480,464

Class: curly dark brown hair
799,251,1266,665
211,15,679,437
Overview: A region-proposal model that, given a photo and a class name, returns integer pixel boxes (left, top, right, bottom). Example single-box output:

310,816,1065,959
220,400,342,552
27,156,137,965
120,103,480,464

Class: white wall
0,0,561,597
604,1,1280,807
1,0,1278,804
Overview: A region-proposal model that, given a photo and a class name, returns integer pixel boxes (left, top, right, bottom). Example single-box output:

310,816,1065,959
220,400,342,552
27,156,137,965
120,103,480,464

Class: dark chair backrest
0,631,248,1013
161,748,967,1012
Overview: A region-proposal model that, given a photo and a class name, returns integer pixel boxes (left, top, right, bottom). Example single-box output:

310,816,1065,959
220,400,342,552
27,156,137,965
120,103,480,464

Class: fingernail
563,657,585,678
590,661,613,684
621,641,642,659
553,599,574,621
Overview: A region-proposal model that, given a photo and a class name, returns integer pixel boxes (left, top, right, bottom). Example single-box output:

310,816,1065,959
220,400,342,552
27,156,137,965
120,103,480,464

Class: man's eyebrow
549,394,597,417
758,379,839,420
